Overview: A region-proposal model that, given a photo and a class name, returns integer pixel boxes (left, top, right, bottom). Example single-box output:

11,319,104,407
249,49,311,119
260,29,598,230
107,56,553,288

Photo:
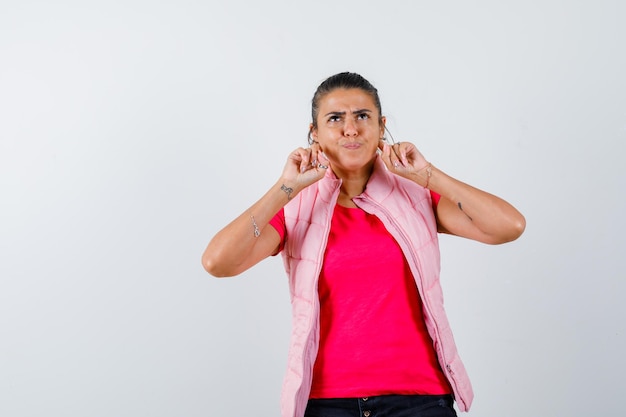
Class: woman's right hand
202,144,330,277
280,143,330,194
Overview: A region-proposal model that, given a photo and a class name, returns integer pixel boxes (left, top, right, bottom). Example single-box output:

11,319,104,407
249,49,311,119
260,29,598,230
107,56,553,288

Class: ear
379,116,387,137
309,123,318,142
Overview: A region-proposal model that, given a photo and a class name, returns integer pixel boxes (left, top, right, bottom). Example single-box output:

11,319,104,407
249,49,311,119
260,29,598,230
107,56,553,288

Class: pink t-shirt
270,192,450,399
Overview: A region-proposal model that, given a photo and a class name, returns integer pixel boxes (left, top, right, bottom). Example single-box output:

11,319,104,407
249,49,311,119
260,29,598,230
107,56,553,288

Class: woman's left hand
379,141,526,244
379,141,430,187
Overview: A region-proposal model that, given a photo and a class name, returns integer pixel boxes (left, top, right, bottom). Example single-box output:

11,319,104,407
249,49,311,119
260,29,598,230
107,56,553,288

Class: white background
1,1,625,416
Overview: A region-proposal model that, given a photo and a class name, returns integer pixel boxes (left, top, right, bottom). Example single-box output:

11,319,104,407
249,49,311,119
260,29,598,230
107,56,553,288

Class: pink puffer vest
279,156,473,417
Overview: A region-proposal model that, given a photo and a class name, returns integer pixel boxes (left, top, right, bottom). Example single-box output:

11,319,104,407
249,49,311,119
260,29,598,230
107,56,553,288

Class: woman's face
311,88,386,175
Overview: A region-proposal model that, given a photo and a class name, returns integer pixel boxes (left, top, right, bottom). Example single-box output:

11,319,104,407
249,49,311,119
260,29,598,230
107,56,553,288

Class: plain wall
1,1,625,416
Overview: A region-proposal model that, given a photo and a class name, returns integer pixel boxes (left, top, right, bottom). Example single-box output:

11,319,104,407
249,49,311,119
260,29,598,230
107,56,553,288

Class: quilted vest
279,156,473,417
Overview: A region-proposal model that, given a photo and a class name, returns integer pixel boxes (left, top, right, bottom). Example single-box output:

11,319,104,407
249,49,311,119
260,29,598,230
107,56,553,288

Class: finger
397,143,410,166
379,142,390,164
305,148,317,172
380,143,398,169
316,150,330,170
292,148,310,173
309,143,321,167
390,143,403,168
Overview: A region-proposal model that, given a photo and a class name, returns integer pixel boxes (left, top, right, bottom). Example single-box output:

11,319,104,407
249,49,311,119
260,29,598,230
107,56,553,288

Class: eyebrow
324,109,373,117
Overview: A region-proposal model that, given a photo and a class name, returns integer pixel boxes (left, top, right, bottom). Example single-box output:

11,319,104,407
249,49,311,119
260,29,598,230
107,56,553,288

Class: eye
328,115,341,122
356,112,370,120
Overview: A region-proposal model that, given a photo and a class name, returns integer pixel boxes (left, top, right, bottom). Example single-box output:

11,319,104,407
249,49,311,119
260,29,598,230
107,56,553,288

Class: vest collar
318,155,395,204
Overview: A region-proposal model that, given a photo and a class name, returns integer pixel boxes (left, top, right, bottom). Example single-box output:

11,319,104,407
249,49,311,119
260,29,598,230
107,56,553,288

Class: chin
336,158,377,172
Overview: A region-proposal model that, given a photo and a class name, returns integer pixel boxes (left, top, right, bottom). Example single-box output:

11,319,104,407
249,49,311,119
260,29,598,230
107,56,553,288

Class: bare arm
202,145,330,277
380,142,526,244
426,167,525,244
202,183,288,277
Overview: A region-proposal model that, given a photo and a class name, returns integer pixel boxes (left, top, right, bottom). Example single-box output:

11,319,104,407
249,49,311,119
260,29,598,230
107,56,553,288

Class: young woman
202,72,525,417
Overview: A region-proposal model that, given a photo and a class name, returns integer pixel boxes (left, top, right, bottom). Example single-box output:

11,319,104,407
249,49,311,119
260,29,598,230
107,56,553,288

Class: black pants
304,394,457,417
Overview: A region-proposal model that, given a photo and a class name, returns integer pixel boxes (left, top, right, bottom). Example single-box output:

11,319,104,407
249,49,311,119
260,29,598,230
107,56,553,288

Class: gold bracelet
423,163,432,189
251,215,260,237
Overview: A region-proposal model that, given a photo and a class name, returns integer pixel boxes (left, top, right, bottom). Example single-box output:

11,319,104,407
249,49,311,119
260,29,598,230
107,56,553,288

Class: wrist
280,183,294,200
276,178,301,201
411,162,433,189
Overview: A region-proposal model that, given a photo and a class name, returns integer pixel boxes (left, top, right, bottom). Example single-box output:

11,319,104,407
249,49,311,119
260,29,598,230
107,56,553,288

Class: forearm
201,179,294,277
413,165,526,244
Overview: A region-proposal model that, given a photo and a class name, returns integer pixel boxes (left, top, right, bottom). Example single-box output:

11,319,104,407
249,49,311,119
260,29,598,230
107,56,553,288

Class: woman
202,72,525,417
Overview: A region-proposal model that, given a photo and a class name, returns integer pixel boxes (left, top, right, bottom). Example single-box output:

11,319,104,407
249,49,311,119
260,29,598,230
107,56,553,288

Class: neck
333,160,376,207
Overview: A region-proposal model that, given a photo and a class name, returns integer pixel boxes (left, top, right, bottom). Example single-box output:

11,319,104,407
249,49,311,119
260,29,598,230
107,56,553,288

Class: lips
342,142,362,150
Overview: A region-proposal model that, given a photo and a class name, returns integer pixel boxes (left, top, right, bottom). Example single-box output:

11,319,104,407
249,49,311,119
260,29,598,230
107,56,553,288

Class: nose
343,118,358,137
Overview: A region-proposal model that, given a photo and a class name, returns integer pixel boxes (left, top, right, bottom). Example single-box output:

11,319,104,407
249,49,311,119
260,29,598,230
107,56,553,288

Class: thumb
317,151,330,168
379,142,391,164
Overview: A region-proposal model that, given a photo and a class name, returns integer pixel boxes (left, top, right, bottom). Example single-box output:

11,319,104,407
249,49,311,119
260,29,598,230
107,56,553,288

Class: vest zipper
354,194,463,406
